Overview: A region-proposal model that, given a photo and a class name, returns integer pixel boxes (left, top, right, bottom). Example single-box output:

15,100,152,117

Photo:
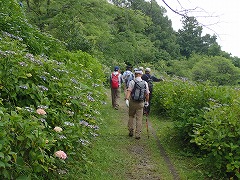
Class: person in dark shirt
141,67,163,114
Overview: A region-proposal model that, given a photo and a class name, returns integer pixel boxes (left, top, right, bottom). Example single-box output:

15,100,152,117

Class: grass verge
150,115,207,179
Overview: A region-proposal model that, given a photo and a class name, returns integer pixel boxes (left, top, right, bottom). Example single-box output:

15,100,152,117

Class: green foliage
231,56,240,68
191,100,240,178
129,0,181,60
152,77,240,178
177,17,221,58
0,32,105,178
22,0,183,64
0,0,64,56
191,56,240,85
166,54,240,86
0,0,106,178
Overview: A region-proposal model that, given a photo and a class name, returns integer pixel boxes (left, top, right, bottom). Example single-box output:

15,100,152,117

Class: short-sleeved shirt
127,77,150,94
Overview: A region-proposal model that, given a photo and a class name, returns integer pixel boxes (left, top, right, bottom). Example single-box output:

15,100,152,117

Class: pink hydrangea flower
55,150,67,160
36,108,46,115
54,126,63,132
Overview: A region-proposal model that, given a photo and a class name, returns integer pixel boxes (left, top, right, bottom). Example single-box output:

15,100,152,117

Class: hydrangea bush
152,77,240,178
0,1,106,178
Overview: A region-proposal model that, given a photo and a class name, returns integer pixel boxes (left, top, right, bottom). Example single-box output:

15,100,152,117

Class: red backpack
111,73,119,89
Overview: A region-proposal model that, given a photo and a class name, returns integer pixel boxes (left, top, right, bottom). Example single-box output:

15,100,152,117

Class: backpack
124,71,134,88
146,75,153,92
131,80,146,101
111,73,119,89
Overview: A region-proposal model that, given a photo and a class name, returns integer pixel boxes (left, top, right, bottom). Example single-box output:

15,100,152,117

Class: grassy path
78,90,177,180
78,90,205,180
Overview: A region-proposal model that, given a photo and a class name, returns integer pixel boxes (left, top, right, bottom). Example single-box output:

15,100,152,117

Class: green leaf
0,161,5,168
16,175,31,180
0,152,4,158
17,136,25,141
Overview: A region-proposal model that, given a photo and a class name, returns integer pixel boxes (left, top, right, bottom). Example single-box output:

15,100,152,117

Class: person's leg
147,91,152,114
128,100,136,136
111,88,115,107
135,102,144,139
115,88,121,108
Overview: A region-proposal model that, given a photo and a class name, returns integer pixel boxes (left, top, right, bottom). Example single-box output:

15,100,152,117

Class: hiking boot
129,130,133,137
135,136,140,140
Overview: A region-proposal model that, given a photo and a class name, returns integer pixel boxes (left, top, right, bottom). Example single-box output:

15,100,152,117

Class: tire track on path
148,120,180,180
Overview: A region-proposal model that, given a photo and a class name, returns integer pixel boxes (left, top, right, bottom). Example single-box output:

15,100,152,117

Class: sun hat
145,67,151,72
134,69,143,75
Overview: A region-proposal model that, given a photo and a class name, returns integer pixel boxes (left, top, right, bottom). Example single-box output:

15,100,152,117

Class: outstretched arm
151,75,163,82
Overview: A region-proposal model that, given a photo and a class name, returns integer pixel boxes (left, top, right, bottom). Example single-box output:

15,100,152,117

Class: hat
145,68,151,72
126,65,132,70
134,69,143,75
114,66,119,71
139,67,144,71
134,68,138,71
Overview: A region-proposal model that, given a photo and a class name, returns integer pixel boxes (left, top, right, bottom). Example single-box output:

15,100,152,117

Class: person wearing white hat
141,67,163,114
125,69,150,140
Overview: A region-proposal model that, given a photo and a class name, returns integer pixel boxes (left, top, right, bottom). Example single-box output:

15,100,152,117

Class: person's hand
144,102,149,107
125,99,129,107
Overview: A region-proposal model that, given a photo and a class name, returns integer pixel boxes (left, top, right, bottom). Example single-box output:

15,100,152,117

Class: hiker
139,66,144,71
122,65,134,96
141,67,163,114
110,66,123,110
125,69,150,139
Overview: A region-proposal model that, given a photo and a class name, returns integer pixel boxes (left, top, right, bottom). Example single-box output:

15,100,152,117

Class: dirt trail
117,96,180,180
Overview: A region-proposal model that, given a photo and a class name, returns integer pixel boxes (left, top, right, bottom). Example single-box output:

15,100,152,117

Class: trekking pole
145,110,149,139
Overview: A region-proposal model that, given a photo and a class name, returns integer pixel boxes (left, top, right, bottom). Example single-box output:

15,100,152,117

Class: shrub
152,76,240,178
191,99,240,178
0,30,105,179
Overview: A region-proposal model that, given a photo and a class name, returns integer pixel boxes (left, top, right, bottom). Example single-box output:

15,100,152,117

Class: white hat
134,70,143,74
145,68,151,72
139,67,144,71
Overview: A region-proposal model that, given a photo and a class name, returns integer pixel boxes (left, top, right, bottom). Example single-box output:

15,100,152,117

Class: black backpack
146,75,153,92
131,80,146,101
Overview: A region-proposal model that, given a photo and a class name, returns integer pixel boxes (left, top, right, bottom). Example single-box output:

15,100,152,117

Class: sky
155,0,240,57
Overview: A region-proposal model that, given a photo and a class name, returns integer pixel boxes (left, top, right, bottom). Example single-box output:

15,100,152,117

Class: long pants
111,88,120,108
128,100,144,138
144,90,153,114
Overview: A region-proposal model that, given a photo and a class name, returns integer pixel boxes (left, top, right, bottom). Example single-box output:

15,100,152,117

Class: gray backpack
131,80,146,101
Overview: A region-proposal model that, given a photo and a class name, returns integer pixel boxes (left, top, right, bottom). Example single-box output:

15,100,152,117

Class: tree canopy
19,0,240,85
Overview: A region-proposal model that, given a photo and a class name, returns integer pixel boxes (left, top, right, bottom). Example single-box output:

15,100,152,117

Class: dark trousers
111,88,120,108
144,90,152,114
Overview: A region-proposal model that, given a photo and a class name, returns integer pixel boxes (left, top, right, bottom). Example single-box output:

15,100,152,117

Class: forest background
22,0,240,85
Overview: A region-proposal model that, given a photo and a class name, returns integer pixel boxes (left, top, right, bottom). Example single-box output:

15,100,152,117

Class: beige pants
111,88,120,108
128,99,144,138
